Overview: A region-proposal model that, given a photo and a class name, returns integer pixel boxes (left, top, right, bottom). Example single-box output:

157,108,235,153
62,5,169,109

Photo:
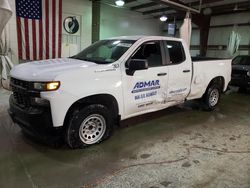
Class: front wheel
203,84,221,111
65,104,114,149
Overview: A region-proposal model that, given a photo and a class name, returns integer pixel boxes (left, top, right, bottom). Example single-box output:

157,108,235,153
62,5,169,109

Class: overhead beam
149,1,250,20
125,0,137,4
211,1,250,11
152,0,200,13
189,0,224,7
131,2,158,11
212,9,250,16
130,0,223,11
143,7,172,15
154,12,185,19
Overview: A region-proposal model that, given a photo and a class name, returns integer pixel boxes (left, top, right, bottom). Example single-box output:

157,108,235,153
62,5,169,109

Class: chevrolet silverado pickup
8,36,232,149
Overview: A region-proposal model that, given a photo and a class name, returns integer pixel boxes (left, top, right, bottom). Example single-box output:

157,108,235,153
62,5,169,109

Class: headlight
33,81,60,91
247,71,250,77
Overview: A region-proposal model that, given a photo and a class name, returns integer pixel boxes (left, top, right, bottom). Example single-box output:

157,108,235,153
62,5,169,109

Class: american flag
16,0,62,61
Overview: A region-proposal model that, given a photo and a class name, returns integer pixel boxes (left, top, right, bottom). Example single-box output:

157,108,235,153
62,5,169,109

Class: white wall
6,0,163,64
100,4,162,39
207,12,250,58
189,12,250,58
6,0,18,65
62,0,92,51
6,0,92,64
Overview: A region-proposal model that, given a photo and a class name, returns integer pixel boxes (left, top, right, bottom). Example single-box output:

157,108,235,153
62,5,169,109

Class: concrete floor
0,88,249,188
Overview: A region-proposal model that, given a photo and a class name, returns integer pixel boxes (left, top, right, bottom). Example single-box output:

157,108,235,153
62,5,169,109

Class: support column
192,14,211,57
92,0,101,43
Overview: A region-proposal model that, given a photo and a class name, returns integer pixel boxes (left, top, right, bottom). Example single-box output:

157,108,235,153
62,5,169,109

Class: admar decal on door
131,80,161,108
132,80,160,93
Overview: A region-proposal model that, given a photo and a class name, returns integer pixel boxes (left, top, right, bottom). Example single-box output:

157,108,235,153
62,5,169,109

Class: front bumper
8,95,63,140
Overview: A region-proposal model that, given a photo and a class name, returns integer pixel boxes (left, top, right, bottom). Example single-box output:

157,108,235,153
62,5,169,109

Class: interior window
166,41,186,64
131,41,163,67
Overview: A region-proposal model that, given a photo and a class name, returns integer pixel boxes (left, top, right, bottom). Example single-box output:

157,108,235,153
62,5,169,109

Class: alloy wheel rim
209,89,219,107
79,114,106,145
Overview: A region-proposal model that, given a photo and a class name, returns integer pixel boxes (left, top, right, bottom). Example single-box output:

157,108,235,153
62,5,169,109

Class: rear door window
165,41,186,64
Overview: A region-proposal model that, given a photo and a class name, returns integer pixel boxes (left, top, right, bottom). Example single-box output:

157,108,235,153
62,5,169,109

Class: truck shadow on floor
22,100,204,149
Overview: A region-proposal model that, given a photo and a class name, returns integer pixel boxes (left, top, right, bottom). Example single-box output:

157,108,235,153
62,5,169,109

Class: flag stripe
35,20,39,60
42,0,46,59
32,19,37,60
16,17,23,60
55,0,59,58
58,0,62,58
45,0,49,59
39,19,43,60
24,19,30,60
28,19,33,60
49,0,53,58
16,0,62,61
20,19,26,59
52,0,56,58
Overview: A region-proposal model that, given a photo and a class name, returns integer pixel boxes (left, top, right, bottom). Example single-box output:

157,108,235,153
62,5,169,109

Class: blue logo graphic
132,80,160,93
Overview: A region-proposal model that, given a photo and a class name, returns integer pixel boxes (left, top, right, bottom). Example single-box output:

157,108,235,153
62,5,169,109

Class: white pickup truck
8,36,231,148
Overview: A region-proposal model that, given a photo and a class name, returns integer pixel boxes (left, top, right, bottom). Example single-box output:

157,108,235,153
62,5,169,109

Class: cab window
131,41,163,67
165,41,186,64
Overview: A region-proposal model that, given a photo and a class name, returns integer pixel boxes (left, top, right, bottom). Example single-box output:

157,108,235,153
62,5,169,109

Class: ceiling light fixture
115,0,125,7
160,15,168,22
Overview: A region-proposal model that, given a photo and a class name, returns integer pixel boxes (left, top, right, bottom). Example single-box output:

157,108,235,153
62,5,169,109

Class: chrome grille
10,78,32,108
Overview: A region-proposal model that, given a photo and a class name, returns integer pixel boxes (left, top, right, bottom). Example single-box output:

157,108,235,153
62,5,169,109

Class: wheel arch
63,94,120,127
206,76,225,93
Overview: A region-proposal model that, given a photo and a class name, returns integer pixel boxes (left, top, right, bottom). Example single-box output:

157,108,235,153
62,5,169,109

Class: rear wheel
65,104,114,149
203,84,221,111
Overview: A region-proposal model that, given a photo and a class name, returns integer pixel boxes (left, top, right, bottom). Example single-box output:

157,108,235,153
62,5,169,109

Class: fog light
247,71,250,77
34,98,49,106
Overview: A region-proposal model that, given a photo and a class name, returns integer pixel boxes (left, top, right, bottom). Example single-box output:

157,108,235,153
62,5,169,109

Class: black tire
65,104,114,149
203,84,221,111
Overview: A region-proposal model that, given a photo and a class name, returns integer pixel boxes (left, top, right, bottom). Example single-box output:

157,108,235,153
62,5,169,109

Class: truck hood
10,58,99,81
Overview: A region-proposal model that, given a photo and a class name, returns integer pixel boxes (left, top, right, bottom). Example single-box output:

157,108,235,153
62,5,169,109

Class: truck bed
187,59,232,100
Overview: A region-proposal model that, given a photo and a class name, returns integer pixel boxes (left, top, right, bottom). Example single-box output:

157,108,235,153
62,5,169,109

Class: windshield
71,40,136,64
233,56,250,65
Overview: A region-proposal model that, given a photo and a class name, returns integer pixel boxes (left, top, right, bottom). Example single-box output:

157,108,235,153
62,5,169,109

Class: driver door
122,41,169,118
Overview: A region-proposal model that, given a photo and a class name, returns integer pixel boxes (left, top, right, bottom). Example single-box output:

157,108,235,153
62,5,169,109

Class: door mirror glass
126,59,148,76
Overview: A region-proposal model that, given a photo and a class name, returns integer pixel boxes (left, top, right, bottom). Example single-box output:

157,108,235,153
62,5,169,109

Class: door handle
183,70,191,73
157,73,167,76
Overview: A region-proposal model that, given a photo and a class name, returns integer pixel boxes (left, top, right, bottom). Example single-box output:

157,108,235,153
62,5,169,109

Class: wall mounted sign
63,16,80,34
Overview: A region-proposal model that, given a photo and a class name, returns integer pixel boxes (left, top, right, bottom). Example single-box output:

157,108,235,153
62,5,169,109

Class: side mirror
126,59,148,76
